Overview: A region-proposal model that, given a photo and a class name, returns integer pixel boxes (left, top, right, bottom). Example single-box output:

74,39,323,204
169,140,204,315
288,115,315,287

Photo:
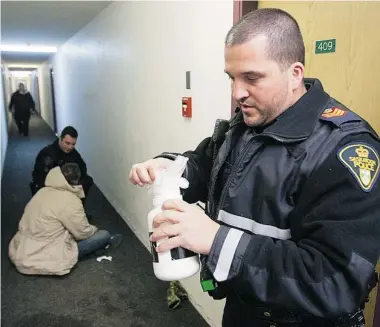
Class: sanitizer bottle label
149,232,159,263
149,231,197,263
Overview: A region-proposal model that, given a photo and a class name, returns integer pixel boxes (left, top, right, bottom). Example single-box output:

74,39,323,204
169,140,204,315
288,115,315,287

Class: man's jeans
77,230,111,260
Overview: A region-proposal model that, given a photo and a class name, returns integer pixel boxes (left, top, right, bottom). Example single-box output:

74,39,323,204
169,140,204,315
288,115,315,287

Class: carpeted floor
1,114,209,327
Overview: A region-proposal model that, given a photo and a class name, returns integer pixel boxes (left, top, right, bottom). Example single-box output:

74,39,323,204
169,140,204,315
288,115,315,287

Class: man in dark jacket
31,126,93,203
9,83,35,136
129,8,380,327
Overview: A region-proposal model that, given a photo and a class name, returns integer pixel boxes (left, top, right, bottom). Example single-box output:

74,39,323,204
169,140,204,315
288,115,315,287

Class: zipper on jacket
207,128,235,216
215,135,259,218
209,128,307,217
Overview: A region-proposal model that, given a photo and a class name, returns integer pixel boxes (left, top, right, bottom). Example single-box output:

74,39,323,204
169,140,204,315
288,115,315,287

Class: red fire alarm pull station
182,97,192,118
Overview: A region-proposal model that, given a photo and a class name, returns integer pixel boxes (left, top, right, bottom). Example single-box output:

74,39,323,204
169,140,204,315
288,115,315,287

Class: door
231,1,258,117
259,1,380,134
1,67,9,127
49,68,58,133
34,75,41,114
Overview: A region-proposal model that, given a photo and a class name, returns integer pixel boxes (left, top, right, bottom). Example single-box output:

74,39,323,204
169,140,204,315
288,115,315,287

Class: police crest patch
338,143,380,192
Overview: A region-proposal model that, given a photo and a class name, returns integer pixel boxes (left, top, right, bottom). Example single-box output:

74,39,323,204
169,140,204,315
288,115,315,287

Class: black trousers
80,175,94,205
222,293,365,327
15,115,30,136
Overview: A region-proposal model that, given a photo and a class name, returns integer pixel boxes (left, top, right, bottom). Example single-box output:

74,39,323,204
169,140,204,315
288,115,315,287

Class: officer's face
225,34,304,127
59,135,77,153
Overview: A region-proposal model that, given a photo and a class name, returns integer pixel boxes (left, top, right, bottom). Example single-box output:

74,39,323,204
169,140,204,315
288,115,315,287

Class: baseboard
96,183,221,327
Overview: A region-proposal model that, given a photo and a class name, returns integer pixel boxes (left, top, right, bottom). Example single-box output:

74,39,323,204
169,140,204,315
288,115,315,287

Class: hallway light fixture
10,70,32,77
0,44,57,53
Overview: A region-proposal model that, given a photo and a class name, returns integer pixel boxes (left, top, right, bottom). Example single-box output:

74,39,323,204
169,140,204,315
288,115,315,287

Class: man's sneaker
109,234,123,249
167,281,181,310
173,281,188,300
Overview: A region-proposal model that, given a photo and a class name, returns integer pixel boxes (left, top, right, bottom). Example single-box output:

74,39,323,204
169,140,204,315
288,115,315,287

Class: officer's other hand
151,199,220,255
129,158,172,187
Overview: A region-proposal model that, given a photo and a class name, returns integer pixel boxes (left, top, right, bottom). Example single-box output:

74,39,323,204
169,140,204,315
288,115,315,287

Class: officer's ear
288,62,304,91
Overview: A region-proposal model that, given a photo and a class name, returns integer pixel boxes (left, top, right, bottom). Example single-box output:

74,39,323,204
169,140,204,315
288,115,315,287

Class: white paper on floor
96,255,112,262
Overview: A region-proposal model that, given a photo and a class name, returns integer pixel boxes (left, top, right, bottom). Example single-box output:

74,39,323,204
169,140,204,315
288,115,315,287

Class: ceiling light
10,71,32,77
6,64,40,69
0,44,57,53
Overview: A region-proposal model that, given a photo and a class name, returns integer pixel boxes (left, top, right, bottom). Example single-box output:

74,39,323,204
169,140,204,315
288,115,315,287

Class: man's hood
44,166,85,198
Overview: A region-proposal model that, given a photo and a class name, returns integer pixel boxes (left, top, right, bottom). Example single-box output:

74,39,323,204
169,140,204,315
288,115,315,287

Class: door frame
374,285,380,326
34,74,41,114
49,68,58,133
233,0,258,24
1,66,9,128
231,0,258,117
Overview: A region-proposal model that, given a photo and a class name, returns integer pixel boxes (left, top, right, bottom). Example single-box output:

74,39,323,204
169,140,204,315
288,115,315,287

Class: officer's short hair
225,8,305,69
61,126,78,139
60,163,81,186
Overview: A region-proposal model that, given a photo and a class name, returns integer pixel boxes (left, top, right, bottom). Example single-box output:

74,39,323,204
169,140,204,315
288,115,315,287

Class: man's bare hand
129,158,173,187
151,199,220,255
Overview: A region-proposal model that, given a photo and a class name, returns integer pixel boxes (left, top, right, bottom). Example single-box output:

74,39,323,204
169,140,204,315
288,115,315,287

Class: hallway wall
52,1,233,325
38,62,55,131
1,63,8,178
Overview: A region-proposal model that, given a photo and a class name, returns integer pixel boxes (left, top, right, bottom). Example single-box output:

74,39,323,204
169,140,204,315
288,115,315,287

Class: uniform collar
233,78,330,140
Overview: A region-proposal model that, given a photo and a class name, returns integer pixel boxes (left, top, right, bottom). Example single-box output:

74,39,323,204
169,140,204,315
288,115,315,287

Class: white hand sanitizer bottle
147,155,200,281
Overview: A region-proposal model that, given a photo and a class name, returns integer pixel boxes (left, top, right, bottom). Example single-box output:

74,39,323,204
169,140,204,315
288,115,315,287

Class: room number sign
315,39,336,54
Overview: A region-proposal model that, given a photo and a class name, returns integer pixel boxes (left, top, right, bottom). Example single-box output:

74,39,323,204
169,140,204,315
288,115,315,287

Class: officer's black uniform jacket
158,79,380,318
32,139,88,191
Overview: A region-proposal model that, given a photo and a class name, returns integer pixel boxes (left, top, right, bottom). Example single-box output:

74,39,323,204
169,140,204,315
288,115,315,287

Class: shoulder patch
322,107,347,118
320,107,361,126
337,143,379,192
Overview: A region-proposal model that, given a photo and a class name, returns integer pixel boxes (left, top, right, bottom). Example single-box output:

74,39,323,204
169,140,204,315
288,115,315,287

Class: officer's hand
129,158,173,187
151,199,220,255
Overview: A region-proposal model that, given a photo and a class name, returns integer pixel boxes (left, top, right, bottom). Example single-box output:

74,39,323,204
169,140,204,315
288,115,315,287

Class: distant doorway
34,75,41,115
49,68,58,133
1,67,9,127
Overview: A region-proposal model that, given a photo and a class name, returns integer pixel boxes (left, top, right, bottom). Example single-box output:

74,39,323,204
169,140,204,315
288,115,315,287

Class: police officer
129,8,380,327
31,126,94,201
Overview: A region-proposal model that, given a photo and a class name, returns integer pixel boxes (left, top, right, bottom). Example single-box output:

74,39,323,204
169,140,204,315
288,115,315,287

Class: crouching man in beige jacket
8,163,122,276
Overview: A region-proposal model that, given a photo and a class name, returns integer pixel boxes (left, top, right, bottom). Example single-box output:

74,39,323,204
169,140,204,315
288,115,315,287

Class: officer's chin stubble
242,110,270,127
241,73,292,128
242,96,288,127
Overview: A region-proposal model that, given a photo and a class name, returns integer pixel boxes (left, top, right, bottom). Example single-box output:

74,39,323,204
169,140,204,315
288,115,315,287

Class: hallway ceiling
1,1,112,63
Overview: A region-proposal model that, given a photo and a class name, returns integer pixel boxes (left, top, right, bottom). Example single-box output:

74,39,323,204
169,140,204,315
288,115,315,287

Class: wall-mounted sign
315,39,336,54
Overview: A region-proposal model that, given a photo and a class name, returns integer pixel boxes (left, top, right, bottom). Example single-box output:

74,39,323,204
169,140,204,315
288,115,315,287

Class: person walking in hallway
130,8,380,327
8,83,35,137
